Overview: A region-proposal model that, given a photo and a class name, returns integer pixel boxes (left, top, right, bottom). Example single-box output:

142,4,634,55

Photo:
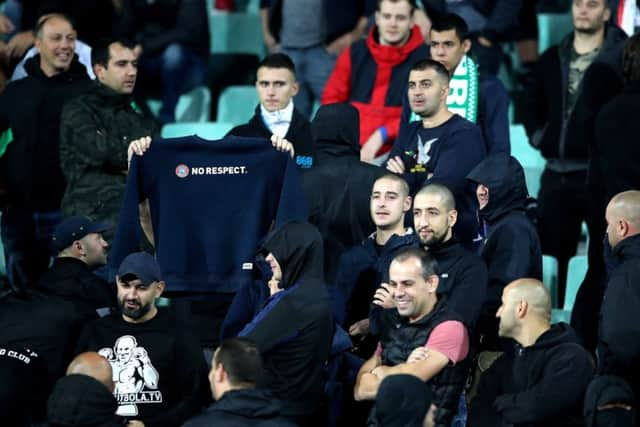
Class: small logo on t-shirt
175,164,190,178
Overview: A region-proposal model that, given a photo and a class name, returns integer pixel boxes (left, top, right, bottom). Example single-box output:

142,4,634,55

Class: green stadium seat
564,255,587,311
216,85,258,124
538,13,573,54
146,86,211,123
209,12,265,57
510,125,545,197
542,254,559,308
161,122,234,140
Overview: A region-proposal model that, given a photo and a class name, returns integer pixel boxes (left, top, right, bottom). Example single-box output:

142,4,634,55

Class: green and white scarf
410,55,479,123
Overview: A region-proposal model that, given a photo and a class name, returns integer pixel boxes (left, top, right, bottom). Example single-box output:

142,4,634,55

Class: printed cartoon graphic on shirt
99,335,162,416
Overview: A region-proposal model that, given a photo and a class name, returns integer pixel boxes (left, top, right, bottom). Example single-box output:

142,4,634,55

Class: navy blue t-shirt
109,136,307,293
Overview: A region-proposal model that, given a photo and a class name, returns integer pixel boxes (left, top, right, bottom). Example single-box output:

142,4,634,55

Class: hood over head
584,375,635,427
261,221,324,288
311,103,360,161
47,374,122,427
467,153,528,223
375,374,432,426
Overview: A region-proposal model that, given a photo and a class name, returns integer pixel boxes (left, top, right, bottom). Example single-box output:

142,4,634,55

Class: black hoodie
183,388,298,427
0,54,92,210
239,221,333,418
47,374,125,427
469,323,593,427
301,103,386,282
467,154,542,348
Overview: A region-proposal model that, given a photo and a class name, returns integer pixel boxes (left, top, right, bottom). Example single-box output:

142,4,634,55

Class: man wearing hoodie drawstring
468,278,593,427
238,221,333,426
466,153,542,351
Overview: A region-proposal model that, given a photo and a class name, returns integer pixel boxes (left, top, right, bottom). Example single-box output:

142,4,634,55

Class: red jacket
321,25,428,155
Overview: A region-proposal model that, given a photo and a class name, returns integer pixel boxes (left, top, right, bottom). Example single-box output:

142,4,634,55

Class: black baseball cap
117,252,162,285
51,216,110,252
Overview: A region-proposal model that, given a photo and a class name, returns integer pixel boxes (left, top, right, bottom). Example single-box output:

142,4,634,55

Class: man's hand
0,14,15,35
270,134,295,158
127,136,152,167
349,318,370,336
386,156,405,174
263,31,280,53
360,129,384,163
478,36,493,48
127,421,145,427
373,283,394,309
268,279,283,297
371,365,391,381
8,31,34,58
407,346,429,363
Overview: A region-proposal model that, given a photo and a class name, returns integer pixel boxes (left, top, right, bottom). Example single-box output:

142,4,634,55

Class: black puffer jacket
467,154,542,347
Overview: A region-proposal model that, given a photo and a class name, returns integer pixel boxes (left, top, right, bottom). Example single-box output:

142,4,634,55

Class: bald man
413,183,487,329
469,279,593,427
48,352,125,426
598,190,640,405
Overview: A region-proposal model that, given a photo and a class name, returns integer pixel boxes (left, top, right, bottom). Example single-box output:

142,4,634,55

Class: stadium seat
564,255,587,311
161,122,234,140
146,86,212,123
538,13,573,54
542,255,559,308
510,124,545,197
209,12,265,58
216,85,258,124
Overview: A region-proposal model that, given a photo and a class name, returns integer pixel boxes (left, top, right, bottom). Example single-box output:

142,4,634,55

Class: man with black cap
76,252,209,427
34,216,115,321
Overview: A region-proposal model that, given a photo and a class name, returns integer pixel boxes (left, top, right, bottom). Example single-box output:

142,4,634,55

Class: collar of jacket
612,233,640,260
92,81,135,107
366,24,425,65
24,54,89,82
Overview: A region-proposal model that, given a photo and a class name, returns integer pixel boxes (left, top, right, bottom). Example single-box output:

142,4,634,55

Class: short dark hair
409,58,451,83
34,13,75,38
623,33,640,83
91,37,136,69
376,0,417,12
258,53,296,78
392,247,439,280
374,174,410,199
430,13,469,42
214,338,262,387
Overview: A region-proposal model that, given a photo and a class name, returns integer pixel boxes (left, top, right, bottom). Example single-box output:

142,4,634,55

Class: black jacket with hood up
469,323,593,427
301,103,386,282
598,234,640,403
47,374,125,427
239,221,333,418
467,154,542,347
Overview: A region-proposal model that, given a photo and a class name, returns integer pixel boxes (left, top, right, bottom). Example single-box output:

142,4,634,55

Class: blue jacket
109,136,307,293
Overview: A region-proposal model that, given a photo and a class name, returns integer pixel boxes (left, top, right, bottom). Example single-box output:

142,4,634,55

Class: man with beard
76,252,209,427
413,183,487,329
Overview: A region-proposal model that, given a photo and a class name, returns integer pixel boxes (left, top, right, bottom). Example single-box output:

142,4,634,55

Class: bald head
415,183,456,212
505,278,552,321
66,352,114,391
606,190,640,248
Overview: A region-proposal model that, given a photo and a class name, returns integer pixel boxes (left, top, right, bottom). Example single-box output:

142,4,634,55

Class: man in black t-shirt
76,252,209,427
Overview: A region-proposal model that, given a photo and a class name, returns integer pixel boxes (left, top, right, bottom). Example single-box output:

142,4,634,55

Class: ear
428,274,439,293
291,80,299,97
603,7,611,23
620,219,630,239
448,209,458,227
517,300,528,319
94,64,105,81
74,240,85,256
154,281,166,298
462,39,471,54
374,10,381,27
403,195,413,212
34,37,42,52
214,363,226,383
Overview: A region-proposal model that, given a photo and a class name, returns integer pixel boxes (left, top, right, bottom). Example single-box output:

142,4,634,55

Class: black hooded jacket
467,154,542,347
469,323,593,427
47,374,125,427
239,221,333,417
0,54,92,210
301,103,386,282
183,388,298,427
428,238,488,329
598,234,640,403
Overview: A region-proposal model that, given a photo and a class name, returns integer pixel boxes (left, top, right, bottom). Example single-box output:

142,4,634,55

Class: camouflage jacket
59,82,158,232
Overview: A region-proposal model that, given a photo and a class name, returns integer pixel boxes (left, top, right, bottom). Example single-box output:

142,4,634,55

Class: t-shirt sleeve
424,321,469,364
